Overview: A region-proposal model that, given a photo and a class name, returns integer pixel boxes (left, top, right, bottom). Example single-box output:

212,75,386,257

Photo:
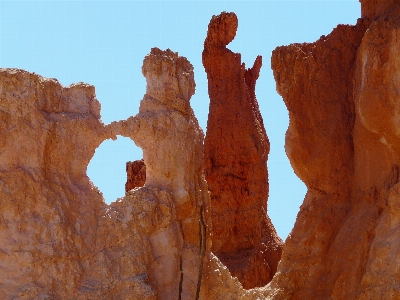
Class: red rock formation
125,159,146,191
269,1,400,298
202,12,283,288
270,21,367,299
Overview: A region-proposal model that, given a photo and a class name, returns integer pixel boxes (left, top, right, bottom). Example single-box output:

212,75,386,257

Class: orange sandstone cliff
202,12,283,289
0,49,219,300
108,48,213,299
267,1,400,298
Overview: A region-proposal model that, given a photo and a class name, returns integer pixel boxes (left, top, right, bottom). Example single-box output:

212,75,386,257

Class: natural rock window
87,136,143,203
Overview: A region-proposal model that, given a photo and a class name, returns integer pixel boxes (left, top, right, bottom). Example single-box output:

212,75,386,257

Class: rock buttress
270,19,368,300
109,48,213,300
202,12,283,289
270,3,400,298
351,5,400,298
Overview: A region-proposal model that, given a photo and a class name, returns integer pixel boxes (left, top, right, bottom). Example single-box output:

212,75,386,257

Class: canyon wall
267,1,400,299
202,12,283,289
0,69,109,299
0,67,165,299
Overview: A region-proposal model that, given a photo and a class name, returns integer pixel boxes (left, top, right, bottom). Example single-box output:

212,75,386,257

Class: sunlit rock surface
0,69,113,299
268,1,400,299
202,12,283,289
0,48,212,299
4,1,400,299
108,48,213,299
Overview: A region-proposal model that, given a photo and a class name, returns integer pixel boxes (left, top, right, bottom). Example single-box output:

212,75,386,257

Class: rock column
202,12,283,288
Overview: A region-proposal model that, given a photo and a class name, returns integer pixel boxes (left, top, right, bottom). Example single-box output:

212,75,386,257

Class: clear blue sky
0,1,360,239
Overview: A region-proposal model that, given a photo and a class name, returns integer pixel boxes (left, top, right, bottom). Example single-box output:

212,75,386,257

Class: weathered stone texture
0,69,111,299
4,2,400,299
109,48,213,299
0,49,215,300
202,12,283,289
360,0,399,20
269,2,400,299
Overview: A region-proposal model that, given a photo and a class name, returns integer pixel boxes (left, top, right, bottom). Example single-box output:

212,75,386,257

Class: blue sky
0,1,360,239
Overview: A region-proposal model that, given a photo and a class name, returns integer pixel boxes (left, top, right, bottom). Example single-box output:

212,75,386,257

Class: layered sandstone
270,20,367,299
0,68,162,299
202,12,283,288
0,69,109,299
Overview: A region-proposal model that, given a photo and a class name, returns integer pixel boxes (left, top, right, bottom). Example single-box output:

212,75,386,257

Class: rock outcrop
0,49,215,300
202,12,283,288
108,48,212,299
0,69,113,299
268,1,400,299
125,159,146,191
4,2,400,299
360,0,398,20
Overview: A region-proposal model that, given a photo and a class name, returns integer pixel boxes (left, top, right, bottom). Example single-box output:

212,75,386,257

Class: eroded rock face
202,12,283,288
0,49,215,299
0,69,110,299
352,5,400,298
269,2,400,299
108,48,213,300
5,3,400,299
125,159,146,191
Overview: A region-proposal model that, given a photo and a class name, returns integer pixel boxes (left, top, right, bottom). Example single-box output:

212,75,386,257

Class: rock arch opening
87,135,143,204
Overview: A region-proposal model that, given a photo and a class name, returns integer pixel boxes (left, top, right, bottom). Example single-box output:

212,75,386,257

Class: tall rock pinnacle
202,12,283,288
